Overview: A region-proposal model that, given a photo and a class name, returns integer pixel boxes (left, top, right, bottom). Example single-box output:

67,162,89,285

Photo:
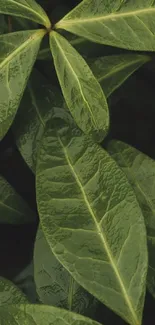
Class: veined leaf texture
56,0,155,51
36,114,148,325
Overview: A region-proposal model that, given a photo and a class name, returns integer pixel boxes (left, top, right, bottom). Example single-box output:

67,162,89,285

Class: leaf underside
36,114,147,325
56,0,155,51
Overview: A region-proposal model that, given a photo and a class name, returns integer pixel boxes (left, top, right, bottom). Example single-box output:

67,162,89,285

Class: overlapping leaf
0,29,45,140
50,31,109,142
0,304,101,325
0,175,36,224
0,277,28,306
56,0,155,51
107,140,155,298
34,225,97,315
36,114,147,325
0,0,50,28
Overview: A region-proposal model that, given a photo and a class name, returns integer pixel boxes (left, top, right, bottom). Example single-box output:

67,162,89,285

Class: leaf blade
36,115,148,325
0,29,45,140
0,277,28,306
49,31,109,142
0,0,51,28
56,0,155,51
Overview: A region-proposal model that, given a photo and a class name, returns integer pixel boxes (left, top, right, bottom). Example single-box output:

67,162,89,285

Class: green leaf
0,29,45,140
0,276,28,305
107,140,155,299
13,69,63,172
34,225,97,316
89,54,150,97
0,175,36,224
50,31,109,142
0,0,51,28
56,0,155,51
36,115,148,325
0,304,101,325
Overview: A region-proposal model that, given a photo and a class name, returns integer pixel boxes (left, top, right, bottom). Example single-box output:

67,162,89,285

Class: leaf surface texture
0,277,28,306
36,115,147,325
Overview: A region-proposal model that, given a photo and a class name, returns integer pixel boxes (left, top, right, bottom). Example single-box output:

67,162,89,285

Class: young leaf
36,115,148,325
0,304,101,325
56,0,155,51
34,225,97,316
50,31,109,142
0,277,28,305
88,54,150,97
0,175,36,224
13,69,63,172
0,0,51,28
0,29,45,140
107,140,155,299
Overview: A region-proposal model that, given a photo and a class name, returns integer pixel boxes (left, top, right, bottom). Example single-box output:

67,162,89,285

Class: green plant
0,0,155,324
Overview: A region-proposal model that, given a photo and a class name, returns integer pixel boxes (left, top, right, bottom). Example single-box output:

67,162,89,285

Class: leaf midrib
0,30,45,70
58,135,139,325
51,33,98,129
3,0,47,26
56,7,155,27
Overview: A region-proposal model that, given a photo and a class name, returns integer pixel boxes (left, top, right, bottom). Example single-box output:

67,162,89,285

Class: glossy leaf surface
56,0,155,51
107,140,155,298
0,29,45,140
0,304,101,325
0,277,28,306
34,225,97,315
36,115,147,325
13,69,63,172
50,31,109,142
89,54,150,97
0,175,36,224
0,0,50,28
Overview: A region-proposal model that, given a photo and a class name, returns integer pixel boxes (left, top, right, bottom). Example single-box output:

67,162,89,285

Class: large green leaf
0,277,28,305
36,114,148,325
0,0,50,28
0,29,45,140
56,0,155,51
0,175,36,224
50,31,109,142
34,225,97,316
12,69,63,172
0,304,101,325
88,54,150,97
107,140,155,299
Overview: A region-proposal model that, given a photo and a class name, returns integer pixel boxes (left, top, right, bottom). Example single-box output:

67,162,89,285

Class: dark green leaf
50,31,109,142
13,69,63,172
0,29,45,140
0,304,101,325
34,225,97,316
0,175,36,224
0,0,50,28
0,276,28,305
107,140,155,299
56,0,155,51
36,114,147,325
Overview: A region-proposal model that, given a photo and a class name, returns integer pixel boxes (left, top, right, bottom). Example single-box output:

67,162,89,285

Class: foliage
0,1,155,325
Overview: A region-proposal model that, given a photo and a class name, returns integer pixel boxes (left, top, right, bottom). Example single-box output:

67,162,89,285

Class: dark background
0,1,155,324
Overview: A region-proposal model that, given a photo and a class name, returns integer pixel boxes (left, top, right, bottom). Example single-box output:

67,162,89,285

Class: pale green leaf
0,29,45,140
107,140,155,299
0,175,36,224
89,54,150,97
34,225,97,316
56,0,155,51
12,69,63,172
50,31,109,142
0,0,51,28
36,115,148,325
0,277,28,306
0,304,101,325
